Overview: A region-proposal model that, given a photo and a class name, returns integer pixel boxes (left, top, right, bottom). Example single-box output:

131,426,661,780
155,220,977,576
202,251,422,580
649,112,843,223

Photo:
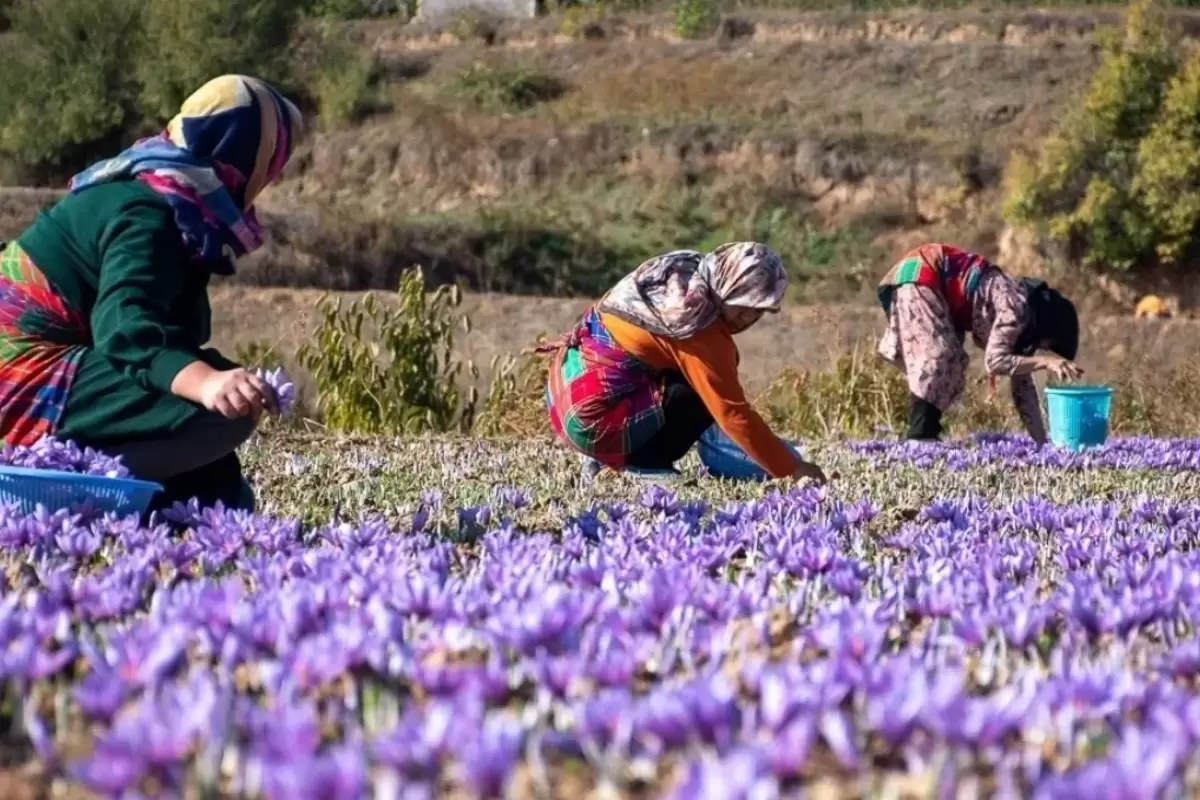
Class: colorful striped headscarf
596,242,788,339
68,75,303,275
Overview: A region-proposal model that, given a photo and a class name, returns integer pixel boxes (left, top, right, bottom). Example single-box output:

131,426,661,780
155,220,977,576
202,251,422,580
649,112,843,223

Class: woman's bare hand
792,460,828,486
199,368,278,419
1041,355,1084,383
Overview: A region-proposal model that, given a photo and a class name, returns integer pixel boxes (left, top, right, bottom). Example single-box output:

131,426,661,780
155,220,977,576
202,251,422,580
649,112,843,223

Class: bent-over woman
876,242,1082,443
540,243,827,484
0,74,302,512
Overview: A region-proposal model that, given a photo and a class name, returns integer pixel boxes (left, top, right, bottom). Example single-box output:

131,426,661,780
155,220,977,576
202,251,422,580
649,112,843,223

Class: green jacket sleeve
89,200,201,394
199,347,240,371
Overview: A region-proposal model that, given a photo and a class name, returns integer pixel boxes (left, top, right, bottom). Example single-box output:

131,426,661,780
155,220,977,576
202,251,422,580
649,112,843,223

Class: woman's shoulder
19,182,180,269
61,181,173,221
40,182,179,249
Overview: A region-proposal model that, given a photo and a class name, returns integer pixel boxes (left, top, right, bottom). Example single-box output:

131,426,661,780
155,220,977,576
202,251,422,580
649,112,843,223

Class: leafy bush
557,4,606,38
302,0,408,18
672,0,720,39
0,0,376,177
296,269,478,435
1002,0,1194,274
1133,49,1200,264
447,10,502,44
474,353,549,438
137,0,301,124
293,21,389,128
756,348,909,439
451,63,566,113
0,0,142,176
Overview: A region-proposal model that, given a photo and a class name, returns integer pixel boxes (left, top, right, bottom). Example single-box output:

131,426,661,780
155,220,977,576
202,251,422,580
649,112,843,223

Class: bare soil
209,286,1191,394
0,7,1144,297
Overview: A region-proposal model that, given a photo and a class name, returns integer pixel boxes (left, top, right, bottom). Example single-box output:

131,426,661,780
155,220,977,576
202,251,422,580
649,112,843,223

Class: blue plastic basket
697,425,803,481
1044,385,1114,451
0,466,162,516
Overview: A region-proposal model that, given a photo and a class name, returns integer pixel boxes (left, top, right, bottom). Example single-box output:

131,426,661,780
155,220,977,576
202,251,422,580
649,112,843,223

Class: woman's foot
579,455,603,486
624,464,681,482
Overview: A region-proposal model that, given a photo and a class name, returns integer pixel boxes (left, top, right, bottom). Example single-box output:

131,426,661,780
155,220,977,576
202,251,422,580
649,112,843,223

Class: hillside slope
2,8,1133,299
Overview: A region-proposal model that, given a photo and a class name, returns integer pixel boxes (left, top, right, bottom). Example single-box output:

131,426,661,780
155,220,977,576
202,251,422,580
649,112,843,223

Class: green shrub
756,348,909,439
557,4,606,38
136,0,301,124
672,0,720,39
303,0,372,18
451,63,566,113
294,21,388,128
296,269,478,435
0,0,142,176
234,340,276,369
448,10,501,44
1002,0,1178,273
0,0,337,177
1133,49,1200,264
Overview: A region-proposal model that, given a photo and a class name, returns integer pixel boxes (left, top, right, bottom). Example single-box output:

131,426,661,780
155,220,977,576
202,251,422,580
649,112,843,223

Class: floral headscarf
596,242,788,339
68,74,303,275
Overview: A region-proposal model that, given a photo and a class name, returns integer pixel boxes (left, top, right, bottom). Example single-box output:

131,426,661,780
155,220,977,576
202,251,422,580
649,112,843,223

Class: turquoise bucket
1044,385,1114,451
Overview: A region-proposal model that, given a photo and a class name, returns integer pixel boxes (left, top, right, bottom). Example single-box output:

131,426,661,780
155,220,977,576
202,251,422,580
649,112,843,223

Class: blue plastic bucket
697,425,802,481
1044,385,1114,451
0,466,162,517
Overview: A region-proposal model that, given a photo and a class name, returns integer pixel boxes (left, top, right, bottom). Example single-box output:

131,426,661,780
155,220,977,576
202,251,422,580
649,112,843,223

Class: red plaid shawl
539,308,665,467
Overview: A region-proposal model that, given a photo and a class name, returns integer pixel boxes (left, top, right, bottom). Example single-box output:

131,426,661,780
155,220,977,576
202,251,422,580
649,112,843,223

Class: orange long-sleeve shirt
599,312,800,479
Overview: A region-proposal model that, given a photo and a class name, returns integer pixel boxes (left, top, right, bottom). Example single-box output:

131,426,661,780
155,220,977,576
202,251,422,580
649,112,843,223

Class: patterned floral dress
877,257,1046,443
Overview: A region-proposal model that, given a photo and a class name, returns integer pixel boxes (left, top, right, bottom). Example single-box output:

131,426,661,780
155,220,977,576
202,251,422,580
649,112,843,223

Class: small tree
297,269,478,435
0,0,142,175
136,0,300,124
1003,0,1177,272
1135,49,1200,264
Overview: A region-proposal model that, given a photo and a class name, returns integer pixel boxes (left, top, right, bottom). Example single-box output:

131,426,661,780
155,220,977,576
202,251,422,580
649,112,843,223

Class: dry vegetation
2,6,1197,403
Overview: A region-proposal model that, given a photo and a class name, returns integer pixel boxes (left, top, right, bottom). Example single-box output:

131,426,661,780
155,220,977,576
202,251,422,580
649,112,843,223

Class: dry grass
206,285,1200,396
0,7,1189,315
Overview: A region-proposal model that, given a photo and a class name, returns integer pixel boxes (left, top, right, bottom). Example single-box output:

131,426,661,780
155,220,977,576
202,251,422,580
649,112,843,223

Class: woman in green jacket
0,74,303,513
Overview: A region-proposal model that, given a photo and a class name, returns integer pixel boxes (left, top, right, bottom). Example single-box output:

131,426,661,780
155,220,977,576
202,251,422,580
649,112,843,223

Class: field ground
209,285,1191,397
8,431,1200,796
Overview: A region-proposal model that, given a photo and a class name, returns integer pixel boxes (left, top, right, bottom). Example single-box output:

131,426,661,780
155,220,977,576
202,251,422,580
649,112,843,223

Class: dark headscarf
1014,278,1079,360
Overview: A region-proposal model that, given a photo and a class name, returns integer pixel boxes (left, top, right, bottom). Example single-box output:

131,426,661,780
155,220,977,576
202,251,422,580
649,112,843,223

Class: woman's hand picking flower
199,368,277,420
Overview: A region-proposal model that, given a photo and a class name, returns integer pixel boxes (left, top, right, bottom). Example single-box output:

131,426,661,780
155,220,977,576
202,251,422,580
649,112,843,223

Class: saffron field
4,432,1200,797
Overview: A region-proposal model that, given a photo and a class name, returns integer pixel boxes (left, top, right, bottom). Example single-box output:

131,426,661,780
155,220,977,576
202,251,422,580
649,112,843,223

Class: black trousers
907,394,943,440
625,375,715,470
144,451,255,519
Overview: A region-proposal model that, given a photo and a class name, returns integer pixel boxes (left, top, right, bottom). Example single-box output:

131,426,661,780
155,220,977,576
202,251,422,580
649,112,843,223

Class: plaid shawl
540,309,665,466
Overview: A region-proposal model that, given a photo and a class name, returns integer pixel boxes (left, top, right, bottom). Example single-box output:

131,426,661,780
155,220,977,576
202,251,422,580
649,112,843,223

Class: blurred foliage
0,0,380,181
297,269,479,435
137,0,299,124
449,63,566,113
233,340,277,371
673,0,721,38
1003,0,1200,274
474,352,550,438
0,0,142,176
755,347,910,439
293,20,390,128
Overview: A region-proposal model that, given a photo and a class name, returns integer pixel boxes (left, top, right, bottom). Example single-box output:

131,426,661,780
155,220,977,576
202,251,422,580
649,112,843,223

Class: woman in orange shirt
540,243,827,485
